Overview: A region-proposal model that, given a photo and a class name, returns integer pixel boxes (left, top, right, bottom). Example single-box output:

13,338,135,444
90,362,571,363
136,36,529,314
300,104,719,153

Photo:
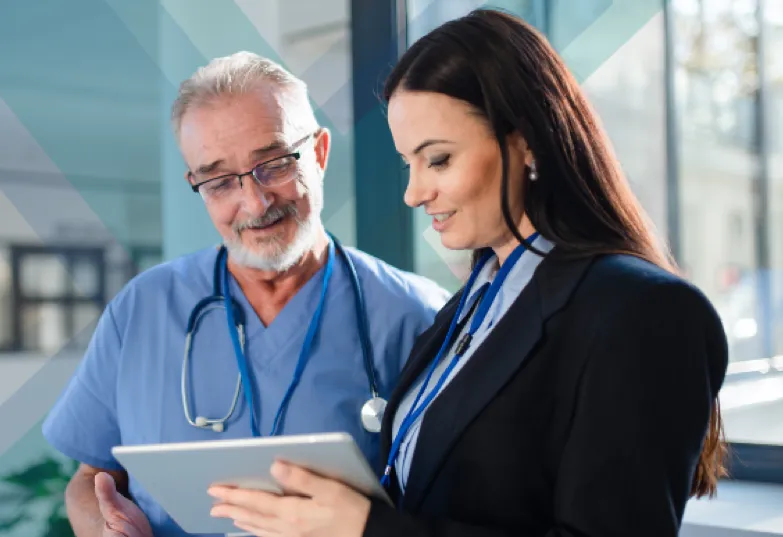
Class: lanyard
381,233,539,487
222,239,336,437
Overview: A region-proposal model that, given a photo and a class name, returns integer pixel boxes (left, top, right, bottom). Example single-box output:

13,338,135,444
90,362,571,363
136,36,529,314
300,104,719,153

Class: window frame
350,0,414,272
10,244,106,352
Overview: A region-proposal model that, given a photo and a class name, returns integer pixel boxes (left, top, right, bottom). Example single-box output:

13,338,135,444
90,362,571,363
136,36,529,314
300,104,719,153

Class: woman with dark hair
208,8,729,537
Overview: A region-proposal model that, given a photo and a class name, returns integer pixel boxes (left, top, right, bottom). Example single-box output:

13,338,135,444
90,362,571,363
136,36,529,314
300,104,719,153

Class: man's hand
94,472,153,537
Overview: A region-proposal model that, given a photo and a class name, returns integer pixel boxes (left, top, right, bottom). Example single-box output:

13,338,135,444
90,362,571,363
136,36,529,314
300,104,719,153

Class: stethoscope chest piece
361,396,387,433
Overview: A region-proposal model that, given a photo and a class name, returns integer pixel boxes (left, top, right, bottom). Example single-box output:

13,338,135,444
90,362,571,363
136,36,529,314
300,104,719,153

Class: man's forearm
65,473,105,537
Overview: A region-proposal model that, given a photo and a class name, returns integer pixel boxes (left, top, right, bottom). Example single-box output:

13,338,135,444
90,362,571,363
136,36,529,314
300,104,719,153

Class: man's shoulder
109,247,217,312
343,247,451,312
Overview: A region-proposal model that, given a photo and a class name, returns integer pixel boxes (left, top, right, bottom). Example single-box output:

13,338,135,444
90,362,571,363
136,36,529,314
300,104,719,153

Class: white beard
224,189,324,273
224,217,323,273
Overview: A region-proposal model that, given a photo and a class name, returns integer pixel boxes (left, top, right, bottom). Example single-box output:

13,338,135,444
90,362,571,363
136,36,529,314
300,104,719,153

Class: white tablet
111,432,391,536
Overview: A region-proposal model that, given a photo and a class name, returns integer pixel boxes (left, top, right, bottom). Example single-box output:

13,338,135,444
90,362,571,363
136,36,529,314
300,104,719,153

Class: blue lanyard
221,239,336,437
381,233,539,487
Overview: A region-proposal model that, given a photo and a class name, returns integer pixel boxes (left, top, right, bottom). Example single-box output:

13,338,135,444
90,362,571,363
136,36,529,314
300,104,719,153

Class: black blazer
363,251,728,537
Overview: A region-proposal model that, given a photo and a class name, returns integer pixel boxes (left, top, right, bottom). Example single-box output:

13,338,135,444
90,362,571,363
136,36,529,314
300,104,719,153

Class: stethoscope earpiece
193,416,226,433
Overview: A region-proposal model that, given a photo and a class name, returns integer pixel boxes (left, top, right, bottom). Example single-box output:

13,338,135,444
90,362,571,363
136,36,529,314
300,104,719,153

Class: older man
42,51,449,537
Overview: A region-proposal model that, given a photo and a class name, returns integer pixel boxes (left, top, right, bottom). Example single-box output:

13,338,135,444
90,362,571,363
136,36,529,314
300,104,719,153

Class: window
765,0,783,392
671,0,783,472
11,246,105,353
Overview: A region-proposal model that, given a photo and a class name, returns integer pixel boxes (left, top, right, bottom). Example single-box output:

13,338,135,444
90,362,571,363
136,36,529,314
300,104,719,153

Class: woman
208,8,729,537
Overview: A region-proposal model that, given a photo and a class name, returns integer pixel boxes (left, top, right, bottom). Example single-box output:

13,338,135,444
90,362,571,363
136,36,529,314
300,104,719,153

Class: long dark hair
382,8,726,498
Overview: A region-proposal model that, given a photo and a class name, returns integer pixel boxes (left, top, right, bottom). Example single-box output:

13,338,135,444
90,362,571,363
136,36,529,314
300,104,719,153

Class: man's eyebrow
194,140,289,176
195,159,224,176
412,139,454,155
249,140,288,161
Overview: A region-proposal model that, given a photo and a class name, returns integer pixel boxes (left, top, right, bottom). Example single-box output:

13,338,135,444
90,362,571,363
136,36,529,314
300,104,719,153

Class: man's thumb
94,472,122,514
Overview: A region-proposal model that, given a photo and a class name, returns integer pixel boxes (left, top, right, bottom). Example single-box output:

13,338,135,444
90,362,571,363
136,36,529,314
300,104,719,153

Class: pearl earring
529,160,538,181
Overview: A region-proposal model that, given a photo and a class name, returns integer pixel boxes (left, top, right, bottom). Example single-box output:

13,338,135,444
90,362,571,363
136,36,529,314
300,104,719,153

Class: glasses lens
254,155,297,186
201,176,239,200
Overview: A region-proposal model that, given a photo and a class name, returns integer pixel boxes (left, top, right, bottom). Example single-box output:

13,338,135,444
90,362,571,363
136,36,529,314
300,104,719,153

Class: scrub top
42,244,449,537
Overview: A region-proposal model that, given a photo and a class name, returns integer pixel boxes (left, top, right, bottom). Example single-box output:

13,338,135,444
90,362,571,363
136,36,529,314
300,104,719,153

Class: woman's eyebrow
412,139,454,155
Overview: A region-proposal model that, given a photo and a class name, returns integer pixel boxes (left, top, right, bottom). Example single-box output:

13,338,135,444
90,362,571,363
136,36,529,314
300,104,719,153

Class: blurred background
0,0,781,535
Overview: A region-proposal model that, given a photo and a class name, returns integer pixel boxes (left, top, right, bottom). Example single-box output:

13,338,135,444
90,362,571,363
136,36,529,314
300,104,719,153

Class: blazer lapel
379,293,463,463
401,252,598,512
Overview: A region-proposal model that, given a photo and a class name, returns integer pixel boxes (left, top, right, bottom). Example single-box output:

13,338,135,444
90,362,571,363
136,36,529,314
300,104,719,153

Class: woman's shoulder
574,252,721,327
583,252,690,289
584,252,682,287
564,252,729,395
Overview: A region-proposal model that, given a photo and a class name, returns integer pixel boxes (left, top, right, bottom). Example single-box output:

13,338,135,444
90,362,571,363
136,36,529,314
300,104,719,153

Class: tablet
111,432,391,536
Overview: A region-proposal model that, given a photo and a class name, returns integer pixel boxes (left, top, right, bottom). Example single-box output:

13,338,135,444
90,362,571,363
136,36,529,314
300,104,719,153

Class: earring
529,160,538,181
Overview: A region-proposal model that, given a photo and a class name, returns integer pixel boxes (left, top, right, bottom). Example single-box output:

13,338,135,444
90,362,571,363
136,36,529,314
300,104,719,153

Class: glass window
21,304,67,354
579,12,668,239
19,254,70,299
672,0,783,447
70,259,100,298
766,0,783,373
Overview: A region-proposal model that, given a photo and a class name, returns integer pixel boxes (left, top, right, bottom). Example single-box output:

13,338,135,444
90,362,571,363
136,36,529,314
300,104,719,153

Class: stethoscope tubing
181,233,381,435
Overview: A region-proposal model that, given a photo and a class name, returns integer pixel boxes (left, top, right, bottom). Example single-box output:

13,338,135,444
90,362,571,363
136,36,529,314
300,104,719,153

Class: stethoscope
181,233,387,437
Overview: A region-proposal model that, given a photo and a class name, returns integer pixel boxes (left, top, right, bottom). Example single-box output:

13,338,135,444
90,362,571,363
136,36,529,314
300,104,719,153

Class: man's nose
238,174,273,212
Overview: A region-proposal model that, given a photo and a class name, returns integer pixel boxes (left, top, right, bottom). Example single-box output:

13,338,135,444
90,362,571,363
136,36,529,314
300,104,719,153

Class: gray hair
171,51,313,139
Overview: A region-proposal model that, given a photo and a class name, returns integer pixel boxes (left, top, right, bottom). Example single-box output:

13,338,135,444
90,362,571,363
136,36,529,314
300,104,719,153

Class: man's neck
226,228,330,326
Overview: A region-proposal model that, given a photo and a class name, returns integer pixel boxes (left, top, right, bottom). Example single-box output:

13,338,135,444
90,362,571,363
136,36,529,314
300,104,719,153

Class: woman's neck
492,216,538,266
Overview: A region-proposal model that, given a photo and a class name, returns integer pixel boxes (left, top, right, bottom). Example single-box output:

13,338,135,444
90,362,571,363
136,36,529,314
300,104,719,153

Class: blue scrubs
42,244,449,536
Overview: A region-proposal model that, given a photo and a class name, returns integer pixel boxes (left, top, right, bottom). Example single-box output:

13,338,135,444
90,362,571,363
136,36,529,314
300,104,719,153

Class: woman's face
387,89,531,260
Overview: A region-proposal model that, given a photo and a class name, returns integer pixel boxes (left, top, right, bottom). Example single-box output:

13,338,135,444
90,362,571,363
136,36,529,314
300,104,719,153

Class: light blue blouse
391,235,555,492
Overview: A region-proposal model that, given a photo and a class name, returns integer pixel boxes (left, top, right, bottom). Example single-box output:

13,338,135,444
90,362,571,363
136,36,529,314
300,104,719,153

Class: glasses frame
188,132,317,195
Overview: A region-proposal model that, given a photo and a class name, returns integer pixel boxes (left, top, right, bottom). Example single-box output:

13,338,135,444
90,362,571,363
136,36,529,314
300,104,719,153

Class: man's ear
314,127,331,175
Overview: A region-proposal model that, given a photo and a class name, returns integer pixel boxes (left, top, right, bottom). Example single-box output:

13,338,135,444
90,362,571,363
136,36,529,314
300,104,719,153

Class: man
42,51,449,537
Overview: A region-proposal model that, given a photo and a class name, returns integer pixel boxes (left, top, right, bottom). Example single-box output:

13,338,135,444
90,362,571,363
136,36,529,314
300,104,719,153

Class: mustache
233,204,298,234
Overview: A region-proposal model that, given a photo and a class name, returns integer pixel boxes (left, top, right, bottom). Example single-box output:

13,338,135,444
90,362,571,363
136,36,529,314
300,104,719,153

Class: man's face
178,86,329,272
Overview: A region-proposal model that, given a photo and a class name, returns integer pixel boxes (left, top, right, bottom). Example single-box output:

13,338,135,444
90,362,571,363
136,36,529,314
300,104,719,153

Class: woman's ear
507,131,532,166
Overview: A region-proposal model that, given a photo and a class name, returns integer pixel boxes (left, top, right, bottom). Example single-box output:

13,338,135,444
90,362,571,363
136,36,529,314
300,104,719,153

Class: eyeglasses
189,132,316,202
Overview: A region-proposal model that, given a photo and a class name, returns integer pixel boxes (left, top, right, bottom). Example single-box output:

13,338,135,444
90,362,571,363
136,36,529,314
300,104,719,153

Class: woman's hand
208,461,371,537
